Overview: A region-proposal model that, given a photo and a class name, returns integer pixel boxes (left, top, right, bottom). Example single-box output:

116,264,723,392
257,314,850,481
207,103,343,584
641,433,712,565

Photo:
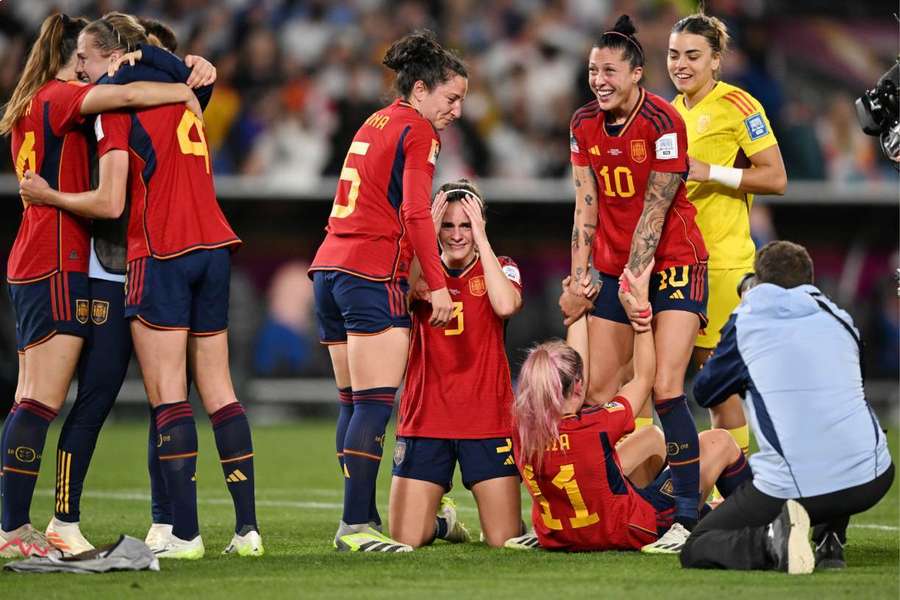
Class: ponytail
0,13,87,136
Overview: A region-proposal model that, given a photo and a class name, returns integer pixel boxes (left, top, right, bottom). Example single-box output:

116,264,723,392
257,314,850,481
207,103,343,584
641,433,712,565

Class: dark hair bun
612,14,638,36
383,31,442,72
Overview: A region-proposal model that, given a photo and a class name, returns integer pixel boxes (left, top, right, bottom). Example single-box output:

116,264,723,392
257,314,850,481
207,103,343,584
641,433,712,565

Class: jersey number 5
15,131,36,181
523,463,600,530
331,141,370,219
177,110,210,174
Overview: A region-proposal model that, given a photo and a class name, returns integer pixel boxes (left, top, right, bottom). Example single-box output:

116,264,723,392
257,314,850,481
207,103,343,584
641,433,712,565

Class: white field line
34,489,900,530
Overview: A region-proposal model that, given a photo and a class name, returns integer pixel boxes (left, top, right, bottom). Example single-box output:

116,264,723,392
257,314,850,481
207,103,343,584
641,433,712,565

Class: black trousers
681,463,894,570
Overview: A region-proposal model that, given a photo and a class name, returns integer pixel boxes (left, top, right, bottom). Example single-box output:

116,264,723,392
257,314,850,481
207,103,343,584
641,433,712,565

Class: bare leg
616,426,666,487
587,316,634,405
388,477,444,547
471,476,522,547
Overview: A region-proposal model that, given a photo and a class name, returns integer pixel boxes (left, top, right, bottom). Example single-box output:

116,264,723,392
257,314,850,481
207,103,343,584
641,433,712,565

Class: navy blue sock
155,402,199,541
2,399,56,532
716,451,752,498
655,395,700,527
0,403,18,504
148,405,172,525
210,402,257,533
335,388,353,475
341,388,395,526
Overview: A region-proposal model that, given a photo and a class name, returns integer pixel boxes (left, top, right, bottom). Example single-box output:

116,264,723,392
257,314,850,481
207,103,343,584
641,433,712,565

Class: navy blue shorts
312,270,410,344
391,436,519,491
634,467,676,535
9,271,90,351
591,264,708,328
124,248,230,334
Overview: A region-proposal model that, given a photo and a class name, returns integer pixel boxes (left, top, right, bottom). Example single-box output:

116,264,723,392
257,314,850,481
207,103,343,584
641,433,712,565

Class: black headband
602,30,644,62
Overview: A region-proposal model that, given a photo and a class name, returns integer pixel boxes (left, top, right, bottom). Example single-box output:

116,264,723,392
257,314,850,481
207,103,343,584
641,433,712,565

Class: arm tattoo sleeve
627,171,681,273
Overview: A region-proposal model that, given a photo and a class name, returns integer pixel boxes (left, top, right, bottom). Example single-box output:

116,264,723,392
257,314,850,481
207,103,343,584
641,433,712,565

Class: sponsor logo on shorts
75,299,90,324
630,139,647,163
91,300,109,325
14,446,37,463
469,276,487,296
393,440,407,466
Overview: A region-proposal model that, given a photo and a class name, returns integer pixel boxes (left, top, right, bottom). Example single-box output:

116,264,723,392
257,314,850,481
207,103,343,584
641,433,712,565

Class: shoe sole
785,501,814,575
155,550,205,560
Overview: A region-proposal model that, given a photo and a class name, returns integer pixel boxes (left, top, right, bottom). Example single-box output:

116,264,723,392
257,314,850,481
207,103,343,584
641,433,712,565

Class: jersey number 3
331,141,370,219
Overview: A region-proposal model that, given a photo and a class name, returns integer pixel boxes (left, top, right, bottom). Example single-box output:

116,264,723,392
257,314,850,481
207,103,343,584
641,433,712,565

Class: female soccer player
309,30,466,553
389,180,523,548
566,15,708,552
19,12,259,560
512,264,749,553
667,13,787,454
0,13,199,559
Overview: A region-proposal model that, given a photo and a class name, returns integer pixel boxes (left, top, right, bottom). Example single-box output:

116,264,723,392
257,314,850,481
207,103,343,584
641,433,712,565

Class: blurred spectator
817,93,880,183
254,261,317,376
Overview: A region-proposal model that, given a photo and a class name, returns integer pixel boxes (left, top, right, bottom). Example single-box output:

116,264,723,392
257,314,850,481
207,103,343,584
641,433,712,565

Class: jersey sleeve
569,120,590,167
649,105,688,174
497,256,523,292
581,398,635,445
401,121,444,290
94,111,131,156
730,91,778,157
124,44,214,109
47,81,94,134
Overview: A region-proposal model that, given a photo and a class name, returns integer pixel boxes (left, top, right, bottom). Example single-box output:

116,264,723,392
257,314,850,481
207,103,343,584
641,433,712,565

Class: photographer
680,241,894,574
856,59,899,162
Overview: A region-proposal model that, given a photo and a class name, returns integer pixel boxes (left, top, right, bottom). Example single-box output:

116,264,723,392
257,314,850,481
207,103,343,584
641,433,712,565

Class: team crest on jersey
629,139,647,163
91,300,109,325
696,114,711,134
427,139,440,165
469,276,487,296
393,440,407,466
744,113,768,141
75,299,90,324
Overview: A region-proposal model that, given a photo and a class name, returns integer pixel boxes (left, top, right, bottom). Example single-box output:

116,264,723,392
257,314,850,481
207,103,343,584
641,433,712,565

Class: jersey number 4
177,110,210,174
523,463,600,530
331,142,370,219
15,131,36,181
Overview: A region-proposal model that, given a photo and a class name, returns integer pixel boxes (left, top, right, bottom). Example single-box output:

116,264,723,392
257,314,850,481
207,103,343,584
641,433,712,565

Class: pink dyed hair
513,340,583,468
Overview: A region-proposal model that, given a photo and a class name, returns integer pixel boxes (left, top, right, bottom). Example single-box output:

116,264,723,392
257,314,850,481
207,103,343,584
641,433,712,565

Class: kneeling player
511,263,750,552
390,180,524,548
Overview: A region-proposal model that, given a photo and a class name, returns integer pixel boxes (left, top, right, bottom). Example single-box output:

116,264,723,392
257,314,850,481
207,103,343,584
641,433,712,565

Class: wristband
708,164,743,189
638,307,652,318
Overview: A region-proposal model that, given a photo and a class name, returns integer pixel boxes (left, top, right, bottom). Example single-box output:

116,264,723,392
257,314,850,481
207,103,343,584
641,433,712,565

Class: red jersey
7,80,94,282
515,399,659,551
398,256,522,439
95,106,240,261
309,100,445,289
569,89,707,275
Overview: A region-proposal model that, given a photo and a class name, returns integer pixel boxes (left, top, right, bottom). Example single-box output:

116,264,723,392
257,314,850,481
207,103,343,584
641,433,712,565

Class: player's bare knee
481,529,509,548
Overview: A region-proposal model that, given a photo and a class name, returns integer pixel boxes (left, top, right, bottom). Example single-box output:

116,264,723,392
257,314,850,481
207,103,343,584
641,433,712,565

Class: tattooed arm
626,170,681,275
571,164,599,290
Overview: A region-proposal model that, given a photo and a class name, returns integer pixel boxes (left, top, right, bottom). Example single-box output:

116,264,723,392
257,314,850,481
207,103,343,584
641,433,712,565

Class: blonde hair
513,341,583,468
82,12,148,56
0,13,88,136
671,12,730,78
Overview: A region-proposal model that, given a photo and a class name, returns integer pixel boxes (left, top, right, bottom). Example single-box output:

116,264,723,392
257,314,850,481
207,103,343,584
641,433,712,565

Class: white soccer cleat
641,522,691,554
503,530,541,550
223,528,264,557
154,534,205,560
0,524,59,559
144,523,174,553
770,500,814,575
45,517,95,556
437,496,471,543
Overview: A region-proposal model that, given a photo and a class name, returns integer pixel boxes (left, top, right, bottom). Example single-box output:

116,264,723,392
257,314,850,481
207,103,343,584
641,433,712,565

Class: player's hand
410,278,431,303
559,275,595,326
687,157,711,183
460,194,488,248
184,55,217,88
428,286,453,327
107,50,142,78
186,95,204,119
618,259,654,332
19,170,51,206
431,190,448,234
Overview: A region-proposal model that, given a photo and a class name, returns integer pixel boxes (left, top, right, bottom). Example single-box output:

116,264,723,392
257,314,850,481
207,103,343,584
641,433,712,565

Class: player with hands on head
566,14,710,553
391,180,523,549
667,11,787,458
309,30,467,553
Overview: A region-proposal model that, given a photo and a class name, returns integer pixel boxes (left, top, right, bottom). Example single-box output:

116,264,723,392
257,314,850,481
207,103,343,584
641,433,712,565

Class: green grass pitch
2,422,897,598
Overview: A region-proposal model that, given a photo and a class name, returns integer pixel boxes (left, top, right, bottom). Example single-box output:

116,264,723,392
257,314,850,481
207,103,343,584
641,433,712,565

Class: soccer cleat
503,530,541,550
154,534,205,560
769,500,814,575
814,531,846,570
333,521,413,553
223,526,264,557
0,524,59,559
641,522,691,554
144,523,174,553
45,517,95,555
437,496,470,543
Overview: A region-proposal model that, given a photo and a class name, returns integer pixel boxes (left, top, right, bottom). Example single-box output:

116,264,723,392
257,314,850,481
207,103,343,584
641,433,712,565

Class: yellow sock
634,417,654,431
726,425,751,456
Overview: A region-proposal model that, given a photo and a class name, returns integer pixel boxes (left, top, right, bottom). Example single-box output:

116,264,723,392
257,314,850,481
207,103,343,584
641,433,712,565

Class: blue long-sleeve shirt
100,44,213,109
694,283,891,499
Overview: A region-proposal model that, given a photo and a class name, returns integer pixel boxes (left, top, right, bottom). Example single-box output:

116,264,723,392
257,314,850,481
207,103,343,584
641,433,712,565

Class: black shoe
814,532,846,570
768,500,814,574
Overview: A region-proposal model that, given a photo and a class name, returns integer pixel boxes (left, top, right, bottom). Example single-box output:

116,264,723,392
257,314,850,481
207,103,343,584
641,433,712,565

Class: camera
855,60,900,162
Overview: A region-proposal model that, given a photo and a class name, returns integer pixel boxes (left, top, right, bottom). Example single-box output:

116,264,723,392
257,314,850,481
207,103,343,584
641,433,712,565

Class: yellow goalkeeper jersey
672,81,778,269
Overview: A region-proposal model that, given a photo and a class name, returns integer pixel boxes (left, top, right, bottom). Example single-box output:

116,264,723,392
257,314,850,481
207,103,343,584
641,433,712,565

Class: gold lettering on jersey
176,110,210,174
15,131,36,181
545,434,570,452
364,113,390,130
629,139,647,163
